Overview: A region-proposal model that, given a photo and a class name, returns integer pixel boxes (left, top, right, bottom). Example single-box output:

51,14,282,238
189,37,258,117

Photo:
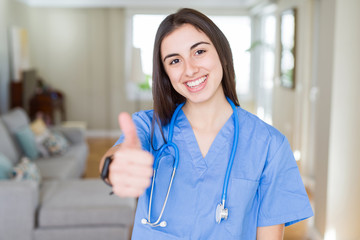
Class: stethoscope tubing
144,103,184,227
221,97,239,204
143,97,239,227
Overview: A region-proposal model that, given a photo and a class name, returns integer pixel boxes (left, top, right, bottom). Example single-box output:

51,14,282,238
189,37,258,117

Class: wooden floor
84,137,312,240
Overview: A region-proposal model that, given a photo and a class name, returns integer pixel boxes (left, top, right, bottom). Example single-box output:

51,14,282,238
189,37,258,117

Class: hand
109,112,154,197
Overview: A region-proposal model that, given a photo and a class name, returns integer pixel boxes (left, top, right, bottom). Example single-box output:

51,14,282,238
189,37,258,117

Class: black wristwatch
101,155,113,187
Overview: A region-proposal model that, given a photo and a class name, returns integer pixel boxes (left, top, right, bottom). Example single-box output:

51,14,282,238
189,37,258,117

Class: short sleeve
257,136,313,227
113,111,152,151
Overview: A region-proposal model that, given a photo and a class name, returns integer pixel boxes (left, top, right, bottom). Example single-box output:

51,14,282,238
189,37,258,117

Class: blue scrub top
114,107,313,240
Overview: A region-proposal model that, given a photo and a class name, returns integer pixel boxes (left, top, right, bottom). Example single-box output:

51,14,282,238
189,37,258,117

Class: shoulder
132,110,154,130
236,107,286,150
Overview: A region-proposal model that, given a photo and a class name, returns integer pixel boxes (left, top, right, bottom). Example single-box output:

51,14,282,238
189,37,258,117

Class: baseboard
86,129,121,138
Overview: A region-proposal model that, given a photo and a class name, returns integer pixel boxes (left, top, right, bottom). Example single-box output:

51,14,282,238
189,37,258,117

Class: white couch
0,108,135,240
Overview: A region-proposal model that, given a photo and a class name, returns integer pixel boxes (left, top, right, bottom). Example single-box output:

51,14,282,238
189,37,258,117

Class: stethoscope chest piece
216,202,228,224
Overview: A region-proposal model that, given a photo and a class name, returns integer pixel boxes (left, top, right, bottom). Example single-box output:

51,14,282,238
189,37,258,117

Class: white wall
272,0,314,169
313,0,360,239
313,0,336,235
1,3,154,130
325,0,360,239
27,7,153,130
0,0,10,114
0,0,31,114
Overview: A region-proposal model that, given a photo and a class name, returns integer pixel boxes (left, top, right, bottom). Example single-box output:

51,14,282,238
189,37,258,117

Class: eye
195,49,206,55
170,59,180,65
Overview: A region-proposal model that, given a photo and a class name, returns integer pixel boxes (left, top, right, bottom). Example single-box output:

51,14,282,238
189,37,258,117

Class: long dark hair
150,8,240,149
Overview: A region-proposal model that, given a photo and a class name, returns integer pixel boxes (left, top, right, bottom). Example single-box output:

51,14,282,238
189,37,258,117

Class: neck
182,94,233,131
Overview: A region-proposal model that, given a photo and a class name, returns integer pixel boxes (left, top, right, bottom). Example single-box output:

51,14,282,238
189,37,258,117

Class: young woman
100,8,313,239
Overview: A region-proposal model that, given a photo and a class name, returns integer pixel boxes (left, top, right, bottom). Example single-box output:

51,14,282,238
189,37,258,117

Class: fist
109,112,154,197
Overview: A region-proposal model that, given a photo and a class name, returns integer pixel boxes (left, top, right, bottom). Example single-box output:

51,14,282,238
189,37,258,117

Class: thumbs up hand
108,112,154,197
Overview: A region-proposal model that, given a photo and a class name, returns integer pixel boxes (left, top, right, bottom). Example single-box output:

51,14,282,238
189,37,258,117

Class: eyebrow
163,41,211,62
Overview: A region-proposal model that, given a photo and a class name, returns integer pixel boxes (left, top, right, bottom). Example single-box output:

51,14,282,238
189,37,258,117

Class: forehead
161,24,212,55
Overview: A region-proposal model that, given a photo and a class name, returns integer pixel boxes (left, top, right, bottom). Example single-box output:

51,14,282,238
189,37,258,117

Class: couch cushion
1,108,30,133
0,119,21,165
0,153,13,179
0,179,39,240
1,108,30,157
35,156,80,180
34,142,88,180
38,179,136,228
34,226,129,240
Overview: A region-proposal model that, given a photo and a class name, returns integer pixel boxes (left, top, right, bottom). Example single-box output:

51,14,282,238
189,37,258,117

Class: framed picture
280,8,297,89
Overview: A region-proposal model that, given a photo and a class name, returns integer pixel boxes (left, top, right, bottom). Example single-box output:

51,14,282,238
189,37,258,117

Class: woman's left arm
256,224,284,240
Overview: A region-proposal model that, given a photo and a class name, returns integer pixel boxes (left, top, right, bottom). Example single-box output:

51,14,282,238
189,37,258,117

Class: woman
100,8,313,239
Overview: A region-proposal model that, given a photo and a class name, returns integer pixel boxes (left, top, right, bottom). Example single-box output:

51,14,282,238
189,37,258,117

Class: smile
185,76,207,88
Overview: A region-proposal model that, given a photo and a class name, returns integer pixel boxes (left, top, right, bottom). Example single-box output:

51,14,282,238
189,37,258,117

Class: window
130,13,251,99
256,14,276,124
210,16,251,97
132,14,166,88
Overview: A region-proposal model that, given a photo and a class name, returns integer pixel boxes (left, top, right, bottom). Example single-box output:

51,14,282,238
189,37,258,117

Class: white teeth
186,76,207,88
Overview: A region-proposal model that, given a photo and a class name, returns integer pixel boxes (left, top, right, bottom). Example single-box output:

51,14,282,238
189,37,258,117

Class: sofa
0,108,135,240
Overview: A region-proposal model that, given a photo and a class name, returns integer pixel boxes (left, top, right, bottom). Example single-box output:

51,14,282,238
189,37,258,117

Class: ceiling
17,0,266,9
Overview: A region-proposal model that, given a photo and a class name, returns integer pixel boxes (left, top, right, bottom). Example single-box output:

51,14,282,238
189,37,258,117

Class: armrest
0,180,39,240
51,126,86,145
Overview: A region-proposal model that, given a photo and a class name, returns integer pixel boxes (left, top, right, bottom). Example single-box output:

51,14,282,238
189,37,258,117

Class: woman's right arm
99,113,154,198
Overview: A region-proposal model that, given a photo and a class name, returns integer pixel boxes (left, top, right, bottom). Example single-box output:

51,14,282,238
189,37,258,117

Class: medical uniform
115,106,313,240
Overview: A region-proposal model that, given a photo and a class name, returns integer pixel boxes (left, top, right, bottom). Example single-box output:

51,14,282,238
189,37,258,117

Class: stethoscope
141,97,239,228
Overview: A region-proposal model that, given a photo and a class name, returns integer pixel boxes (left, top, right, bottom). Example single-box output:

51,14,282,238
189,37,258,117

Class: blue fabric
114,107,313,239
15,126,39,160
0,153,13,179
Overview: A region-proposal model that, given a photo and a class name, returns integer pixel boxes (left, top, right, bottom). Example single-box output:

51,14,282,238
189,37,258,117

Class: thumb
118,112,141,149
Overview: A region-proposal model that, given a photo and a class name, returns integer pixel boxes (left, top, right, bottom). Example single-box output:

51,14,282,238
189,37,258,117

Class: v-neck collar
176,109,236,175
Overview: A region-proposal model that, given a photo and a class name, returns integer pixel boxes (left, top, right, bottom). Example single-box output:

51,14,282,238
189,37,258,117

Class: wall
0,0,10,114
312,0,335,236
313,0,360,239
325,0,360,238
272,0,314,168
27,7,153,131
0,0,30,114
1,3,153,131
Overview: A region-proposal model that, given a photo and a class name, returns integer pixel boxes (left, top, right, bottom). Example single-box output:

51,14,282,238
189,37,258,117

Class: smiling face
160,24,224,105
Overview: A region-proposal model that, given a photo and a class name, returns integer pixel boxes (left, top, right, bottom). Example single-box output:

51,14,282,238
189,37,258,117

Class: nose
184,59,199,77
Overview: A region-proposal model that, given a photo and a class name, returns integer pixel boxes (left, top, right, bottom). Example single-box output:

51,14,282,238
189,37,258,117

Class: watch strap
101,155,113,187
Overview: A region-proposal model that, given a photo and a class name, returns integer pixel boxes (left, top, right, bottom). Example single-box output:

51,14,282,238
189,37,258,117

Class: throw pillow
0,153,13,179
30,118,51,158
34,134,50,158
43,131,69,156
30,118,48,136
12,157,41,182
15,126,39,160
